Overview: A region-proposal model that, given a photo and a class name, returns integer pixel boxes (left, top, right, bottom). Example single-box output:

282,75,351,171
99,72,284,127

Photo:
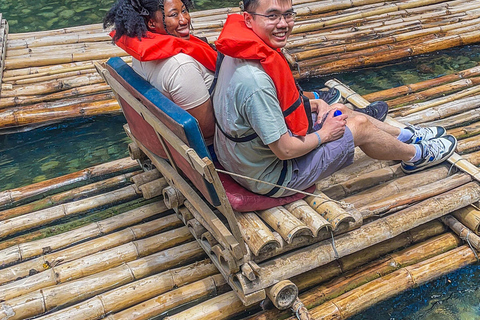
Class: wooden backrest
105,57,221,206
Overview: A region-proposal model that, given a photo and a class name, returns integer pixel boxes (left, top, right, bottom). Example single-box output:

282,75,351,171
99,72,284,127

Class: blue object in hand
333,110,342,117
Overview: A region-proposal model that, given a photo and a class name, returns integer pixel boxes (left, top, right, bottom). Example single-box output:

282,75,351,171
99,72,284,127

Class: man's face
244,0,294,49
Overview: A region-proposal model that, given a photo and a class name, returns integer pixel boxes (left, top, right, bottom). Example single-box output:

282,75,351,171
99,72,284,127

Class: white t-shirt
132,53,214,111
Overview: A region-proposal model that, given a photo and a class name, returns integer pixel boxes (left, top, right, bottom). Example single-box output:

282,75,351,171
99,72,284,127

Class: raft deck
1,72,480,318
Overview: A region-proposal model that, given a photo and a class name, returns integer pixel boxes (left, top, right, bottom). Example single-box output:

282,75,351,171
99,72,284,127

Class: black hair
104,0,193,41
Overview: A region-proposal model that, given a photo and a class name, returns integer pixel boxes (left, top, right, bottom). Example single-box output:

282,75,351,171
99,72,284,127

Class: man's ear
243,11,253,29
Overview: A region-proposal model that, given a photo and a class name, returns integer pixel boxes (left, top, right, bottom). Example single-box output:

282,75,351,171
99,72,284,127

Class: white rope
215,168,350,208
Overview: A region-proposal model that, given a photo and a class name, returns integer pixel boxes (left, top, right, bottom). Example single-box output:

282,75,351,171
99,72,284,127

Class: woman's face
149,0,191,39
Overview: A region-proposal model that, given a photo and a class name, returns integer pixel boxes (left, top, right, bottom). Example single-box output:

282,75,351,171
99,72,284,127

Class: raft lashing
3,0,480,131
0,74,480,320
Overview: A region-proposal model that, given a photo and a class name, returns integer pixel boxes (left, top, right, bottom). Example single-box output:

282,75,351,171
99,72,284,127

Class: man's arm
268,111,348,160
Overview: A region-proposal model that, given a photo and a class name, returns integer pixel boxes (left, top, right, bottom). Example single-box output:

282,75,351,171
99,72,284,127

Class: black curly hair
104,0,194,41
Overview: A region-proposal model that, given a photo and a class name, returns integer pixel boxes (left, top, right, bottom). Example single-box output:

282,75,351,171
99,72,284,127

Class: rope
329,228,340,259
461,227,480,262
215,168,350,208
447,158,464,176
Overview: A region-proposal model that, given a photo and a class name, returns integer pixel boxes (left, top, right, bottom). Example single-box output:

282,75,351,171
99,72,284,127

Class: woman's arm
187,98,215,139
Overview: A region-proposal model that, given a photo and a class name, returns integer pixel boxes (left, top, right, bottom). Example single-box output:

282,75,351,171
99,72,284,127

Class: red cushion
218,171,315,212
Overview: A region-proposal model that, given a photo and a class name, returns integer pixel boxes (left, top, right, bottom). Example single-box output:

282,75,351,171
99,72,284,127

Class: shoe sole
401,135,457,174
328,90,342,105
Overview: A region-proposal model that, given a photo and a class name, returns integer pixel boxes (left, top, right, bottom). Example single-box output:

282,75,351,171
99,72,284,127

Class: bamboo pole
0,185,140,239
358,173,472,219
0,226,194,301
0,157,138,208
37,261,223,320
0,83,113,109
246,231,461,320
441,214,480,250
0,241,206,320
0,171,141,220
452,205,480,235
257,206,313,243
296,245,476,320
162,220,448,320
0,201,168,268
233,182,480,295
0,213,182,285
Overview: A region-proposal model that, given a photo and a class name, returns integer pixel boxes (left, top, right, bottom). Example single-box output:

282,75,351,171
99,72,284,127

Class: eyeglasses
247,11,297,23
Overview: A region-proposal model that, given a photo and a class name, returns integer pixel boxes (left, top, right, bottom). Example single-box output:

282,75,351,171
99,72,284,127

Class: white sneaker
401,135,457,174
405,124,446,144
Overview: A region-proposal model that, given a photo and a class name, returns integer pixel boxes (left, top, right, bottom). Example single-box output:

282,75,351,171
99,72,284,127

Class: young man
212,0,457,197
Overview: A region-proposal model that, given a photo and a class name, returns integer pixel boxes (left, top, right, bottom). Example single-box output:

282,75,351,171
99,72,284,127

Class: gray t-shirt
213,56,292,197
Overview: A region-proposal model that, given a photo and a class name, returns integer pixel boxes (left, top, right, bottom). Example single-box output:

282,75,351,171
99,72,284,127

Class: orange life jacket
215,14,311,136
111,30,218,72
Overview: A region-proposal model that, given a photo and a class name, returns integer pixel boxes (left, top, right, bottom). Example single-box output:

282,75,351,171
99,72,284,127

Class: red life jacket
215,14,311,136
111,30,218,72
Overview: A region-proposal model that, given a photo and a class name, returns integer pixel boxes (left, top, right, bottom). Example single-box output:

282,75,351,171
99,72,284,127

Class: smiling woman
103,0,218,140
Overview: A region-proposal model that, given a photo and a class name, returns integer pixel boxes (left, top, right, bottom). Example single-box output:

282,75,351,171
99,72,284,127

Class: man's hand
309,99,330,115
318,110,347,143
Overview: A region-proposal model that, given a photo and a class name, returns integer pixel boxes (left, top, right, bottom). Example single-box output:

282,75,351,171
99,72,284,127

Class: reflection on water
0,0,239,33
0,116,129,191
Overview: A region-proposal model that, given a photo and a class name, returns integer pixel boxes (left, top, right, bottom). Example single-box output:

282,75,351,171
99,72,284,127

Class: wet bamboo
441,214,480,250
0,171,141,220
452,205,480,234
165,220,448,320
0,185,140,239
0,83,112,109
0,157,138,208
387,77,480,109
105,274,229,320
395,95,480,125
6,23,104,40
247,231,461,320
363,65,480,102
0,213,182,285
284,200,331,237
1,73,104,97
0,99,121,129
234,183,480,295
457,133,480,153
395,86,480,118
358,173,472,218
0,201,167,268
463,150,480,166
37,262,222,320
294,30,480,78
0,92,114,114
322,164,403,200
344,165,452,208
448,119,480,139
0,241,205,320
257,206,313,243
235,212,280,256
130,169,162,187
0,226,194,301
294,244,475,320
4,47,128,70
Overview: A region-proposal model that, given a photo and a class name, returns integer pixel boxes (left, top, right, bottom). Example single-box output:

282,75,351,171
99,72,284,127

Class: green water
1,0,480,318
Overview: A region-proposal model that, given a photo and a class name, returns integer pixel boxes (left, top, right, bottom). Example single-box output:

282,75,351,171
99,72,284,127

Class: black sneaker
401,135,457,174
354,101,389,122
313,88,341,105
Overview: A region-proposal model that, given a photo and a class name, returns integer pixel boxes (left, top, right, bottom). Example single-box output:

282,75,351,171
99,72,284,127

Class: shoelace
422,138,445,161
410,125,435,141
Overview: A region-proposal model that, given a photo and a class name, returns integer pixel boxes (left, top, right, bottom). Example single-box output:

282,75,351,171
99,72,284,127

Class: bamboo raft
1,71,480,319
3,0,480,131
2,0,480,318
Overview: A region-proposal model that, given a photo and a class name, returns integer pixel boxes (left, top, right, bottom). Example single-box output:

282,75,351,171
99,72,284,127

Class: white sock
409,144,423,162
397,128,413,142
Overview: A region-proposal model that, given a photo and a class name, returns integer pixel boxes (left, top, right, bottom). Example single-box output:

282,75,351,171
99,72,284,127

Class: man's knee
347,114,372,143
